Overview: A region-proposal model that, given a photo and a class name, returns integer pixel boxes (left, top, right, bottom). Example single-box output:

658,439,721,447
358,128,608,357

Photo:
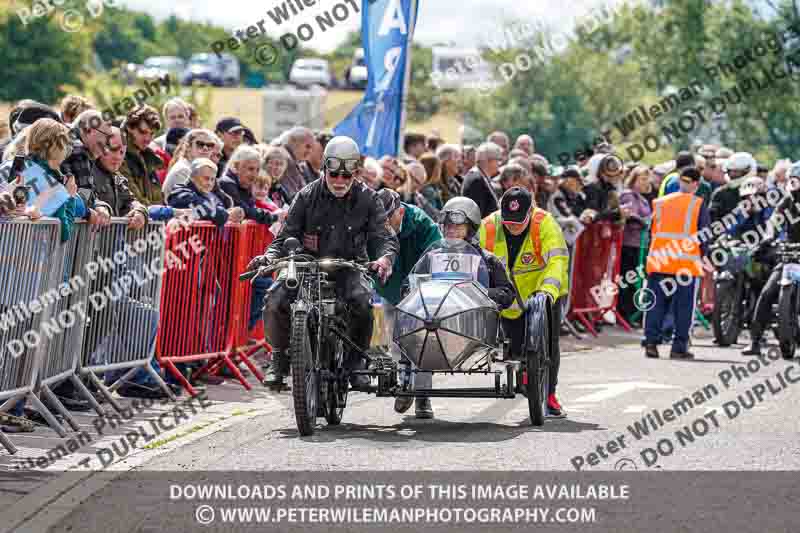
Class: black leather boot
742,339,762,356
262,351,290,390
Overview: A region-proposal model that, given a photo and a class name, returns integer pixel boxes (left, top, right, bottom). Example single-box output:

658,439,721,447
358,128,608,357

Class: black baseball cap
376,189,402,218
15,104,62,129
166,127,190,153
215,117,245,134
680,166,702,182
501,187,533,224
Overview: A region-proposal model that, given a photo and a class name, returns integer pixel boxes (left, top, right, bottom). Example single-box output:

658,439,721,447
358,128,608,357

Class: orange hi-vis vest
646,192,704,277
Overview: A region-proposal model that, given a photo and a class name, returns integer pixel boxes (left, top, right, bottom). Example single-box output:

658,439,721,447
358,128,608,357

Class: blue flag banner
333,0,420,158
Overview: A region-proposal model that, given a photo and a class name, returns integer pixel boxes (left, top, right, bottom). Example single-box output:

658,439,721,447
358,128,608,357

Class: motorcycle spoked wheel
290,309,320,437
321,336,348,425
778,285,799,360
526,321,550,427
712,279,742,346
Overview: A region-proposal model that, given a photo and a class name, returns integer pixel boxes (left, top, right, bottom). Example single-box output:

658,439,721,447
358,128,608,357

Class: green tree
0,10,89,103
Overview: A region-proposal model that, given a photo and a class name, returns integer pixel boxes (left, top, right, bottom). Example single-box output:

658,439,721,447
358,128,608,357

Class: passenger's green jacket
373,203,442,305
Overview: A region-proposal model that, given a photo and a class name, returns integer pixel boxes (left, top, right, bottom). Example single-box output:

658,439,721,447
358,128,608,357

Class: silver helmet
322,136,361,197
724,152,756,177
440,196,482,232
323,135,361,162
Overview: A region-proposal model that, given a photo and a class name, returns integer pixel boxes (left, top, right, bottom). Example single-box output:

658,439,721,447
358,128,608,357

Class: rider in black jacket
742,162,800,356
249,136,400,390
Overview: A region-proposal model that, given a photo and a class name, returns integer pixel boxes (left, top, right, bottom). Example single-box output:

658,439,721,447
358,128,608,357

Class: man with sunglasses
249,136,399,390
91,126,148,229
479,187,570,417
60,109,114,227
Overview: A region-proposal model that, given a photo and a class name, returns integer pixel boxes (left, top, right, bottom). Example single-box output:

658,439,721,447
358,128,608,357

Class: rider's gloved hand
370,256,393,284
247,254,272,272
535,291,554,305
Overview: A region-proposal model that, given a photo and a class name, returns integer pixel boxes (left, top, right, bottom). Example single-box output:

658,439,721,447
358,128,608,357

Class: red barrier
156,221,273,395
699,274,715,316
568,222,631,337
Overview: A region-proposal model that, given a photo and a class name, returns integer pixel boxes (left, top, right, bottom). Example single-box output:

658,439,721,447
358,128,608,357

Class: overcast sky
119,0,632,53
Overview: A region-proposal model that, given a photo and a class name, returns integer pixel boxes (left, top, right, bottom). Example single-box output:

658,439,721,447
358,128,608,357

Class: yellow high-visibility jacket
479,208,569,319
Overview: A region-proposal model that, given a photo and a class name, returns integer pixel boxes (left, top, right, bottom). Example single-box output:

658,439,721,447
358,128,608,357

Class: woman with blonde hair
418,151,447,207
162,128,223,200
0,118,80,240
401,160,440,219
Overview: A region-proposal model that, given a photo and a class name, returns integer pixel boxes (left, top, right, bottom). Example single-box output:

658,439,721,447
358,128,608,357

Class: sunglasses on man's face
680,177,694,185
328,170,355,180
194,140,216,150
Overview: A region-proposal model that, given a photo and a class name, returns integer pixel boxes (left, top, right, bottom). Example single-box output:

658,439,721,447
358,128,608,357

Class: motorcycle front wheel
778,285,798,360
291,310,319,436
712,278,742,346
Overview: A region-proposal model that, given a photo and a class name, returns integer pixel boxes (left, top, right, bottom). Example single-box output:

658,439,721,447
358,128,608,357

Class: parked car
181,53,240,87
289,58,332,89
345,48,368,89
138,56,185,83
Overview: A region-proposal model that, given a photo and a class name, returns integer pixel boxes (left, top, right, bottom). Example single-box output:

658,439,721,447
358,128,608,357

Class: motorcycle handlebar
285,258,298,289
238,256,370,283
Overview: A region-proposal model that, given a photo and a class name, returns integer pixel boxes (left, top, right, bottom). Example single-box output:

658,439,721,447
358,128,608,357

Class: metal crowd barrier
157,221,270,396
78,219,173,409
0,220,69,453
567,222,632,337
32,222,98,434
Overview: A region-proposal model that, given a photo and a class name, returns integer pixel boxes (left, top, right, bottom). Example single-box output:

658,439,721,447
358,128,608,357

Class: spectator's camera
12,185,30,206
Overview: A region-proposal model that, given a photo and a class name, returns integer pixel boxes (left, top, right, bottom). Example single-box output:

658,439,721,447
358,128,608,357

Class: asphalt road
8,331,799,533
123,334,800,472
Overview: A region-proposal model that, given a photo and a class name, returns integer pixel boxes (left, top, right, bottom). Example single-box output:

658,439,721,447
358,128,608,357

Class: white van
430,47,499,91
345,48,368,89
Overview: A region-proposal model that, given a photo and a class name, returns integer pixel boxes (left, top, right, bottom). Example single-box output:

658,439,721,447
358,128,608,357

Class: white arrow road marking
570,382,681,403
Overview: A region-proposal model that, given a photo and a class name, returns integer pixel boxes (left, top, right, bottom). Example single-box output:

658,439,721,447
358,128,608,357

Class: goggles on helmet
325,157,360,173
440,210,470,225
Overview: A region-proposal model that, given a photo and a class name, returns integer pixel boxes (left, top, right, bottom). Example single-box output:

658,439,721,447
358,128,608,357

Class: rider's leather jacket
770,191,800,244
266,178,399,264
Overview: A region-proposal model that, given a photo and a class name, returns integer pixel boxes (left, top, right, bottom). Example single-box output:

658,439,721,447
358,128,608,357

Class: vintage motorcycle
241,238,555,436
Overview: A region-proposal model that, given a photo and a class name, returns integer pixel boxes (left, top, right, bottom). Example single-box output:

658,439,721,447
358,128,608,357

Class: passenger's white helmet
786,161,800,192
739,176,764,198
724,152,756,177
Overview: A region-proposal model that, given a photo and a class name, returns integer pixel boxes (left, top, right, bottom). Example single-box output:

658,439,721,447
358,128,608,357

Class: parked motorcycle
711,236,770,346
777,242,800,360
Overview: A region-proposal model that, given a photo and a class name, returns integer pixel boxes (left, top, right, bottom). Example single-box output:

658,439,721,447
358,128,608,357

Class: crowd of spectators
0,92,789,430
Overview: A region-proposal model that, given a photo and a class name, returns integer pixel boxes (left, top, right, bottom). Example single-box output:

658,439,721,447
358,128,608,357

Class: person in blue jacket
167,158,245,226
